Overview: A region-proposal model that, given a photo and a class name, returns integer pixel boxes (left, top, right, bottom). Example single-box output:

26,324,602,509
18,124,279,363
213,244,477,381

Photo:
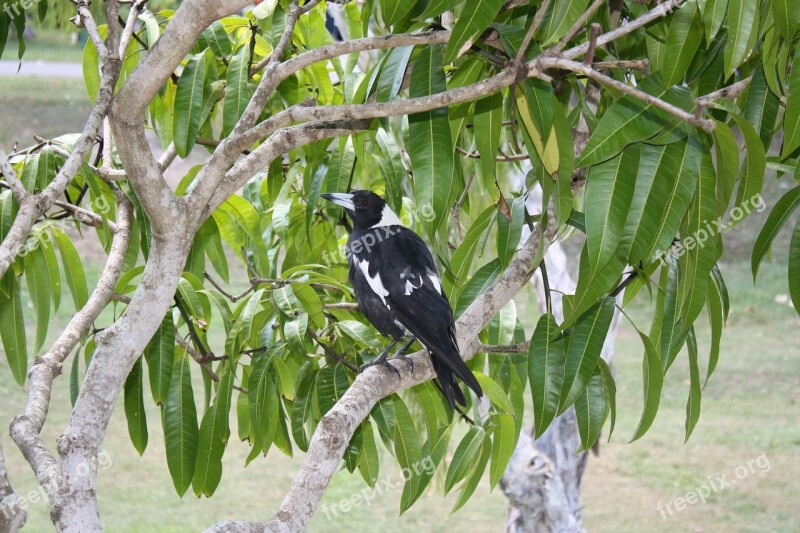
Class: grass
0,77,91,147
0,74,798,532
3,29,84,63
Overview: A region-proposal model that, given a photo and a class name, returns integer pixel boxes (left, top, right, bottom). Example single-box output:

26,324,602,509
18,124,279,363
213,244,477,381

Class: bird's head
321,190,402,231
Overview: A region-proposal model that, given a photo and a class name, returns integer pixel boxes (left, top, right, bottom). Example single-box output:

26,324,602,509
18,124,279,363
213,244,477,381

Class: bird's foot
359,355,401,378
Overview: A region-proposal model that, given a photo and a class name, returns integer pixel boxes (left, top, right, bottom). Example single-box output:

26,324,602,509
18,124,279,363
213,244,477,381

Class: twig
455,145,530,162
76,0,108,62
534,56,715,131
583,23,602,67
551,0,606,53
322,302,359,310
204,271,255,302
52,200,119,232
696,73,754,106
0,150,29,202
593,59,649,71
513,0,550,68
308,329,359,372
478,342,530,353
452,172,476,244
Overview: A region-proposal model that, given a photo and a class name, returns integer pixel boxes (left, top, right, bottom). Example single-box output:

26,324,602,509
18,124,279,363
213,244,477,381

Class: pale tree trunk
500,232,622,533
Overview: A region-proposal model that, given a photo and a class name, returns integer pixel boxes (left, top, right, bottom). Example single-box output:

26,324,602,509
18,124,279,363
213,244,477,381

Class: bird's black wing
379,228,483,408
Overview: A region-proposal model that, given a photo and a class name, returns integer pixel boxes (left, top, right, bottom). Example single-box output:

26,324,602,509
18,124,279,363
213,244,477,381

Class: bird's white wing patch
357,258,389,305
428,273,442,294
371,204,403,228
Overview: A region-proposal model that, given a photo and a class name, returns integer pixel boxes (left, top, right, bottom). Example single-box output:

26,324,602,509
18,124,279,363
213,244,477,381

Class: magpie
321,190,483,409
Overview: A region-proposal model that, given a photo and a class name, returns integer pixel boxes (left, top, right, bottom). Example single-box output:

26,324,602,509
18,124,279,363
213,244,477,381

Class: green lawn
0,77,91,147
3,29,84,63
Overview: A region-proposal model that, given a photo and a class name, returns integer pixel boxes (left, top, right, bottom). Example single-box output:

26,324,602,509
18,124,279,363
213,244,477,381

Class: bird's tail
430,351,483,410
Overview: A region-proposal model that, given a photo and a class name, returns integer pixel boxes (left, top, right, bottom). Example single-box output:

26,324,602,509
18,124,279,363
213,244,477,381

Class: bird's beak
320,192,355,211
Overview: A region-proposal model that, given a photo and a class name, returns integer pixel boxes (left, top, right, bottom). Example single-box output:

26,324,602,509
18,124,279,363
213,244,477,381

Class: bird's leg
389,336,417,373
359,338,401,377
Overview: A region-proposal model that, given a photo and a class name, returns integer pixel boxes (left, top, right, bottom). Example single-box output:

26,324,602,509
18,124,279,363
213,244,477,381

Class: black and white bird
321,190,483,409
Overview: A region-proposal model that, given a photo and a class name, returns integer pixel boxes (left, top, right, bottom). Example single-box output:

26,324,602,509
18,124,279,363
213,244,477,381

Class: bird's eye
359,198,369,206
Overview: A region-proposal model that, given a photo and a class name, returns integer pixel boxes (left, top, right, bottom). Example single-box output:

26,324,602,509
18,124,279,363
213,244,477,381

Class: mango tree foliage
0,0,797,530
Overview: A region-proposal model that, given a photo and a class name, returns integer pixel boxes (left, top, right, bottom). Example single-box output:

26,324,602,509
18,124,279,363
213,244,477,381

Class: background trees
0,0,797,531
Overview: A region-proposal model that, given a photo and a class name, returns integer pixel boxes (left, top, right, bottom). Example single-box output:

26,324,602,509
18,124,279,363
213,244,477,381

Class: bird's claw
359,357,401,378
392,353,414,374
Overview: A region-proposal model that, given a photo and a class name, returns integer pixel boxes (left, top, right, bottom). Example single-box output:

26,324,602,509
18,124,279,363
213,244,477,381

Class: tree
0,0,797,531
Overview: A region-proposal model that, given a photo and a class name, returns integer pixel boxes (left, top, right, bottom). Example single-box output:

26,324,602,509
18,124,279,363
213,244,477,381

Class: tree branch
0,150,29,203
535,57,715,131
0,440,26,532
205,224,555,533
9,196,133,500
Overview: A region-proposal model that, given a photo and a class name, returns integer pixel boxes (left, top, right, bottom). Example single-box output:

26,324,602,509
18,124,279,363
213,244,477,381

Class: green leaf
713,121,740,214
451,437,490,512
677,151,718,329
357,421,380,487
82,28,101,103
247,355,279,462
529,313,565,438
202,21,232,58
338,319,383,350
789,222,800,317
444,426,485,493
373,131,405,213
619,139,700,265
568,246,625,324
753,188,800,282
380,0,417,27
489,413,515,489
54,230,89,311
291,368,317,452
124,358,148,455
222,45,251,138
445,0,505,63
454,258,503,316
774,0,800,39
164,352,199,496
173,52,206,157
703,0,728,45
744,64,780,149
496,196,525,267
193,365,234,497
684,329,701,441
144,313,175,406
585,145,640,274
541,0,589,45
393,396,422,501
597,358,616,439
662,1,702,86
417,0,462,19
408,45,456,239
782,46,800,158
450,205,495,282
704,272,725,386
723,0,758,79
473,372,514,414
575,367,607,452
400,424,453,511
0,277,28,385
24,247,51,355
560,297,616,412
577,75,675,167
630,332,663,442
729,115,766,230
376,46,414,102
474,90,503,194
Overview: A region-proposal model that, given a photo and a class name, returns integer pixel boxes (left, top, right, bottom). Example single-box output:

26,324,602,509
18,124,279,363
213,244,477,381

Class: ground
0,35,798,533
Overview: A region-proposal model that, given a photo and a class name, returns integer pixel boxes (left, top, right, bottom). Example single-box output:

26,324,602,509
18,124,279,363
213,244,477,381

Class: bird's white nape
370,204,403,228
